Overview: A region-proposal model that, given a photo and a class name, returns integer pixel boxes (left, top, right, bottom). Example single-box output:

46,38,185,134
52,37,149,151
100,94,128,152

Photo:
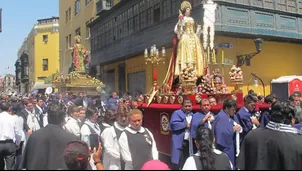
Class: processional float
145,0,244,106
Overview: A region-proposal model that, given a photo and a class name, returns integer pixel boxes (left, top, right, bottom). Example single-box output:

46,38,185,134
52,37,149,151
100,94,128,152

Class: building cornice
33,24,59,34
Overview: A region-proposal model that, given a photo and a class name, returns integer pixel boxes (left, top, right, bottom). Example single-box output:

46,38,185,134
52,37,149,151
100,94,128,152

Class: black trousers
0,140,16,170
172,140,190,170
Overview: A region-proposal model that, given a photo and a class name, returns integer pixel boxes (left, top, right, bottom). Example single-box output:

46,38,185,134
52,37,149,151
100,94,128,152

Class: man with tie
190,98,215,153
169,98,194,170
34,98,44,128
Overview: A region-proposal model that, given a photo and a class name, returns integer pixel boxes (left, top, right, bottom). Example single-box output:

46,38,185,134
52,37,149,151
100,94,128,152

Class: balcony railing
217,0,302,15
96,0,112,15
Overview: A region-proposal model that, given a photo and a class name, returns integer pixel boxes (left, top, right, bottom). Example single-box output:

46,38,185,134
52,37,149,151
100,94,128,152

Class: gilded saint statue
174,0,204,81
71,35,90,73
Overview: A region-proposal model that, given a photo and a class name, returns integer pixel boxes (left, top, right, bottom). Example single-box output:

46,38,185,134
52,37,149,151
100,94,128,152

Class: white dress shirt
80,120,101,143
182,149,233,170
64,117,81,137
80,119,101,171
101,122,126,170
118,126,158,170
35,105,43,115
17,115,26,142
184,114,192,140
26,109,41,132
43,113,48,127
0,111,22,146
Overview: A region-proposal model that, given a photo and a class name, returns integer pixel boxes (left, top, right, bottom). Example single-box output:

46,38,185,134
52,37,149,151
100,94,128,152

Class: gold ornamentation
163,96,169,104
157,96,162,103
170,96,176,104
177,96,184,104
195,95,202,104
180,0,192,11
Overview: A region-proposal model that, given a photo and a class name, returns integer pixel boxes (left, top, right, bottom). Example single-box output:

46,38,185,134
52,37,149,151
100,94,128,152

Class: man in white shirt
0,102,22,170
101,104,130,170
119,109,158,170
64,106,81,138
80,108,100,170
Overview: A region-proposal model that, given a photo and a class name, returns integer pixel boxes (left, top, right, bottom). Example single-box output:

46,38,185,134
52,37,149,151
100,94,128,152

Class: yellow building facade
101,36,302,96
17,17,59,92
59,0,120,75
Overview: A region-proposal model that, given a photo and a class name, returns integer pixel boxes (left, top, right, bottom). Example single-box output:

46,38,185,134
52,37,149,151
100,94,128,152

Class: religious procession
1,0,302,170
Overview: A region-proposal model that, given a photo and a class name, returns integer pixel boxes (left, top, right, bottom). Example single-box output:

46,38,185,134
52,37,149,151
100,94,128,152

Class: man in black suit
21,102,78,170
34,98,45,127
18,100,34,137
238,100,302,170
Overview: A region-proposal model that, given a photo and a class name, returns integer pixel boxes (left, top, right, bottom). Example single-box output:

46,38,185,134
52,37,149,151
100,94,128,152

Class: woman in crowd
182,124,232,170
63,141,103,170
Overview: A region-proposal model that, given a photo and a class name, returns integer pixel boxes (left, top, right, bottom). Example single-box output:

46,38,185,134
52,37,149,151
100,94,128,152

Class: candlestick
212,49,216,64
207,47,210,64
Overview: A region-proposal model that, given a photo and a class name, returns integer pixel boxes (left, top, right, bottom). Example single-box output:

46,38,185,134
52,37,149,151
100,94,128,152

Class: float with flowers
140,0,269,160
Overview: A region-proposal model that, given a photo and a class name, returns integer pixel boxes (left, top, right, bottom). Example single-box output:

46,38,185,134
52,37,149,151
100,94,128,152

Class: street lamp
144,44,166,92
236,38,263,67
247,72,265,96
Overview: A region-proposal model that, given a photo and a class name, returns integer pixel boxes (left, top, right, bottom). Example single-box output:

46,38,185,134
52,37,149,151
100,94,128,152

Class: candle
162,47,166,56
144,49,148,58
222,50,224,64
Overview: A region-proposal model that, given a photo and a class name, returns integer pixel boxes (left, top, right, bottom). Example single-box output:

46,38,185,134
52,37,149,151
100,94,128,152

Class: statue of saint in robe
71,36,90,73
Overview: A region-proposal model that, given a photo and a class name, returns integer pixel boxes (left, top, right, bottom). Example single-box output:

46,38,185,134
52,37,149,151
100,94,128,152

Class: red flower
178,15,184,20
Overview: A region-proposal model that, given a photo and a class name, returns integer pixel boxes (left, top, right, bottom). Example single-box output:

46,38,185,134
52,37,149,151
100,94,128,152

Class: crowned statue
71,35,90,73
174,0,204,81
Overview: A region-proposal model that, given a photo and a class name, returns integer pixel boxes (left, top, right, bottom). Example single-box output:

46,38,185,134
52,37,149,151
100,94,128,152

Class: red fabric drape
162,34,178,91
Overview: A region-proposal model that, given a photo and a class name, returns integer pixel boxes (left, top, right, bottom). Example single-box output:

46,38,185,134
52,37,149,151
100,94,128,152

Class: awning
33,82,52,90
271,76,302,83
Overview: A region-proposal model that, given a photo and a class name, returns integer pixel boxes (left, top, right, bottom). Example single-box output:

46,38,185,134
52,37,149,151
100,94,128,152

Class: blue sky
0,0,58,77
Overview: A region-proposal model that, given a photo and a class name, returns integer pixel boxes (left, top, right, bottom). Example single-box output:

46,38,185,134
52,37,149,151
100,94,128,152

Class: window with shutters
128,8,134,34
42,59,48,71
75,0,80,15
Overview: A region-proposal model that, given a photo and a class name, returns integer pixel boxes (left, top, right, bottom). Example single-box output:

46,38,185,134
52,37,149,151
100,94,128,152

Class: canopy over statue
71,35,90,73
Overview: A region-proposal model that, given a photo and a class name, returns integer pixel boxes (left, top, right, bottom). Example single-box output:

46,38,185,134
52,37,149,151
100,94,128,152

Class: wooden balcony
217,0,302,15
